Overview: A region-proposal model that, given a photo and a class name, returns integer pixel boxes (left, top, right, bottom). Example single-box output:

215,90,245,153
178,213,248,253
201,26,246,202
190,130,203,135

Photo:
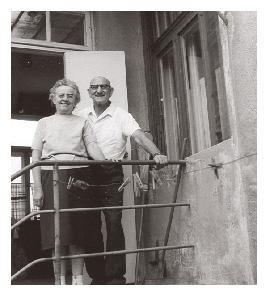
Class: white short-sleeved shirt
78,103,141,159
32,114,97,169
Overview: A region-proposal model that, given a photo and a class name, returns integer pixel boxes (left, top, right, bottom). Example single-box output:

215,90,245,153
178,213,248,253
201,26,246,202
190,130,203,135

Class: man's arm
131,129,168,169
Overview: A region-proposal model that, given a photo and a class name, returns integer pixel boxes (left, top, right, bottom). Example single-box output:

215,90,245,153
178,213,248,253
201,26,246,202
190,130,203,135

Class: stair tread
144,278,174,285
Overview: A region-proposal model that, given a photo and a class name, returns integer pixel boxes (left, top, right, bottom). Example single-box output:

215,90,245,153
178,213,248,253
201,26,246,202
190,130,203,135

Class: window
11,150,32,221
11,11,47,41
50,12,85,45
182,22,212,152
11,11,94,49
11,11,94,120
144,11,230,157
11,183,27,221
158,46,180,160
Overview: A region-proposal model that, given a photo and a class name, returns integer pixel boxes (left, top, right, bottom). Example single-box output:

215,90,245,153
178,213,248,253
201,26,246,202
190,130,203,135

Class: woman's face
52,86,77,115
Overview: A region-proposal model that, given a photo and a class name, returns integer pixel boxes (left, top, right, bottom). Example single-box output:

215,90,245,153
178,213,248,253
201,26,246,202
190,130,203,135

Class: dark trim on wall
11,114,43,121
140,12,166,152
11,146,32,153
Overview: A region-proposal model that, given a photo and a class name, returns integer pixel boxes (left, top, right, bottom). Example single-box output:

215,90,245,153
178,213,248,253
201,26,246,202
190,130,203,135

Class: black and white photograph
8,1,262,292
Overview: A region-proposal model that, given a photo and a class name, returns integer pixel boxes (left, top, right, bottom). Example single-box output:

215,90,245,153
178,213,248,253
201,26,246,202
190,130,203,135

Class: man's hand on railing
101,158,121,170
33,187,44,208
153,154,168,170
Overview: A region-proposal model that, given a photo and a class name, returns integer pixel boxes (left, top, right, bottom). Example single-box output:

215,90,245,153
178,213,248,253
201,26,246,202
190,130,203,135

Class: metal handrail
11,203,190,231
11,159,191,284
11,244,194,281
11,210,54,230
11,159,187,181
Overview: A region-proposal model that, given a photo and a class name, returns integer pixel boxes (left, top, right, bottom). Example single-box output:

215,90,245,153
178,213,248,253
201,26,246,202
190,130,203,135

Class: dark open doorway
11,50,64,120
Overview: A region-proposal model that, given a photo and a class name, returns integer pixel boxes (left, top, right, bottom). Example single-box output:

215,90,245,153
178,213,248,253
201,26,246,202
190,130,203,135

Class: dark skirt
40,167,94,251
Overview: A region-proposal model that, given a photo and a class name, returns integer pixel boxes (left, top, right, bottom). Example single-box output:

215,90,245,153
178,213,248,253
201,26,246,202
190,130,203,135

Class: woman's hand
109,158,121,163
33,187,44,208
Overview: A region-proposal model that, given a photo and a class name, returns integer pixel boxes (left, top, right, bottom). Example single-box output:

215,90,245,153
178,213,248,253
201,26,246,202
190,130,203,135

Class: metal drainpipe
53,164,61,285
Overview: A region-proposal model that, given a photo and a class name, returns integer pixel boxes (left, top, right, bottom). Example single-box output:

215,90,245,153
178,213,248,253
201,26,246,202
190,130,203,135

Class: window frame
11,11,95,51
11,11,95,122
143,11,230,157
156,42,181,159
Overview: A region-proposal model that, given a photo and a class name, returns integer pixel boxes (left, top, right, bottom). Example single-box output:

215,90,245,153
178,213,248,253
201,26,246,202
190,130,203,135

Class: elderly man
78,76,168,284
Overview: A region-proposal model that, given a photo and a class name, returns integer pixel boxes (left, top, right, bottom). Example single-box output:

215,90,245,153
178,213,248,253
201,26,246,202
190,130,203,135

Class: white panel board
64,51,136,284
11,119,38,147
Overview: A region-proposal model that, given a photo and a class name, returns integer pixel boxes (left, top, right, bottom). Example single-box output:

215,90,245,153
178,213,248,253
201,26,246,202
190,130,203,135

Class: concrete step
12,277,55,285
144,278,174,285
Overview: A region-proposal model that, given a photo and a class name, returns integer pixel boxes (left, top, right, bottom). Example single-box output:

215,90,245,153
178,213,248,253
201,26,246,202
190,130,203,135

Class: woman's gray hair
49,78,81,106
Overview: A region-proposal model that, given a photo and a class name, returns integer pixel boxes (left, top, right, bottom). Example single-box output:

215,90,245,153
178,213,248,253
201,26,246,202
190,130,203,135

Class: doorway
11,50,64,120
11,49,64,282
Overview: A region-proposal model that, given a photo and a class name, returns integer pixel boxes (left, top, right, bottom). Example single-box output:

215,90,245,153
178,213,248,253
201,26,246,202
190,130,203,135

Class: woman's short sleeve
31,120,43,151
83,120,97,146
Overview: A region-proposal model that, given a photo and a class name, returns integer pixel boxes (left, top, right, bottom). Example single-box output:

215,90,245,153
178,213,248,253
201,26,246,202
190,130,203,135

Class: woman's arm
32,149,44,207
83,120,106,160
86,142,106,160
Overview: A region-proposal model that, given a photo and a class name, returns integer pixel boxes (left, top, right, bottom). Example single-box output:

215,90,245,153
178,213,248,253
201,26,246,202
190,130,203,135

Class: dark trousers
70,165,126,283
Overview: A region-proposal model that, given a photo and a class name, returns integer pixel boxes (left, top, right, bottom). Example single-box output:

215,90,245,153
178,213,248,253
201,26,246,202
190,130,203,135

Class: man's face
88,77,114,106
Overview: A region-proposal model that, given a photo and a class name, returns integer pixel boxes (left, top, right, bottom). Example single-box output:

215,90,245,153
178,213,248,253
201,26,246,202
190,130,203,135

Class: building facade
11,11,257,284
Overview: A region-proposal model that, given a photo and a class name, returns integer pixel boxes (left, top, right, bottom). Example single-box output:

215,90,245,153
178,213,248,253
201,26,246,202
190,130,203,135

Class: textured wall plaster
94,11,149,131
142,140,254,284
224,11,257,283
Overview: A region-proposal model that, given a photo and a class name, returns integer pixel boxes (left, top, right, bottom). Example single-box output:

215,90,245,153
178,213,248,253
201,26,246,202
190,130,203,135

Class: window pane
51,12,85,45
204,12,230,141
11,11,46,41
159,47,180,159
183,24,211,154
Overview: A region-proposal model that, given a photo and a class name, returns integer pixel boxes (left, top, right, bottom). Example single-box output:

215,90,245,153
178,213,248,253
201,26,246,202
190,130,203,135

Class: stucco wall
225,11,257,283
141,140,254,284
93,11,149,133
139,11,257,284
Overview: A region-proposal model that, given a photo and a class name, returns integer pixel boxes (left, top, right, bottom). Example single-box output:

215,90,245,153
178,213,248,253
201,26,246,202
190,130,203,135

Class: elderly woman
32,78,106,285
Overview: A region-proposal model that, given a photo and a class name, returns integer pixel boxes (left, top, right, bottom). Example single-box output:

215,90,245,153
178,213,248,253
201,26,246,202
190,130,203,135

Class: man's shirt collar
88,102,116,119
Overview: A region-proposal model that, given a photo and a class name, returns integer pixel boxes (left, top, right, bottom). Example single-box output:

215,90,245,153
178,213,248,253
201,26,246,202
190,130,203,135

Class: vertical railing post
158,138,187,277
53,163,61,285
135,185,148,284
